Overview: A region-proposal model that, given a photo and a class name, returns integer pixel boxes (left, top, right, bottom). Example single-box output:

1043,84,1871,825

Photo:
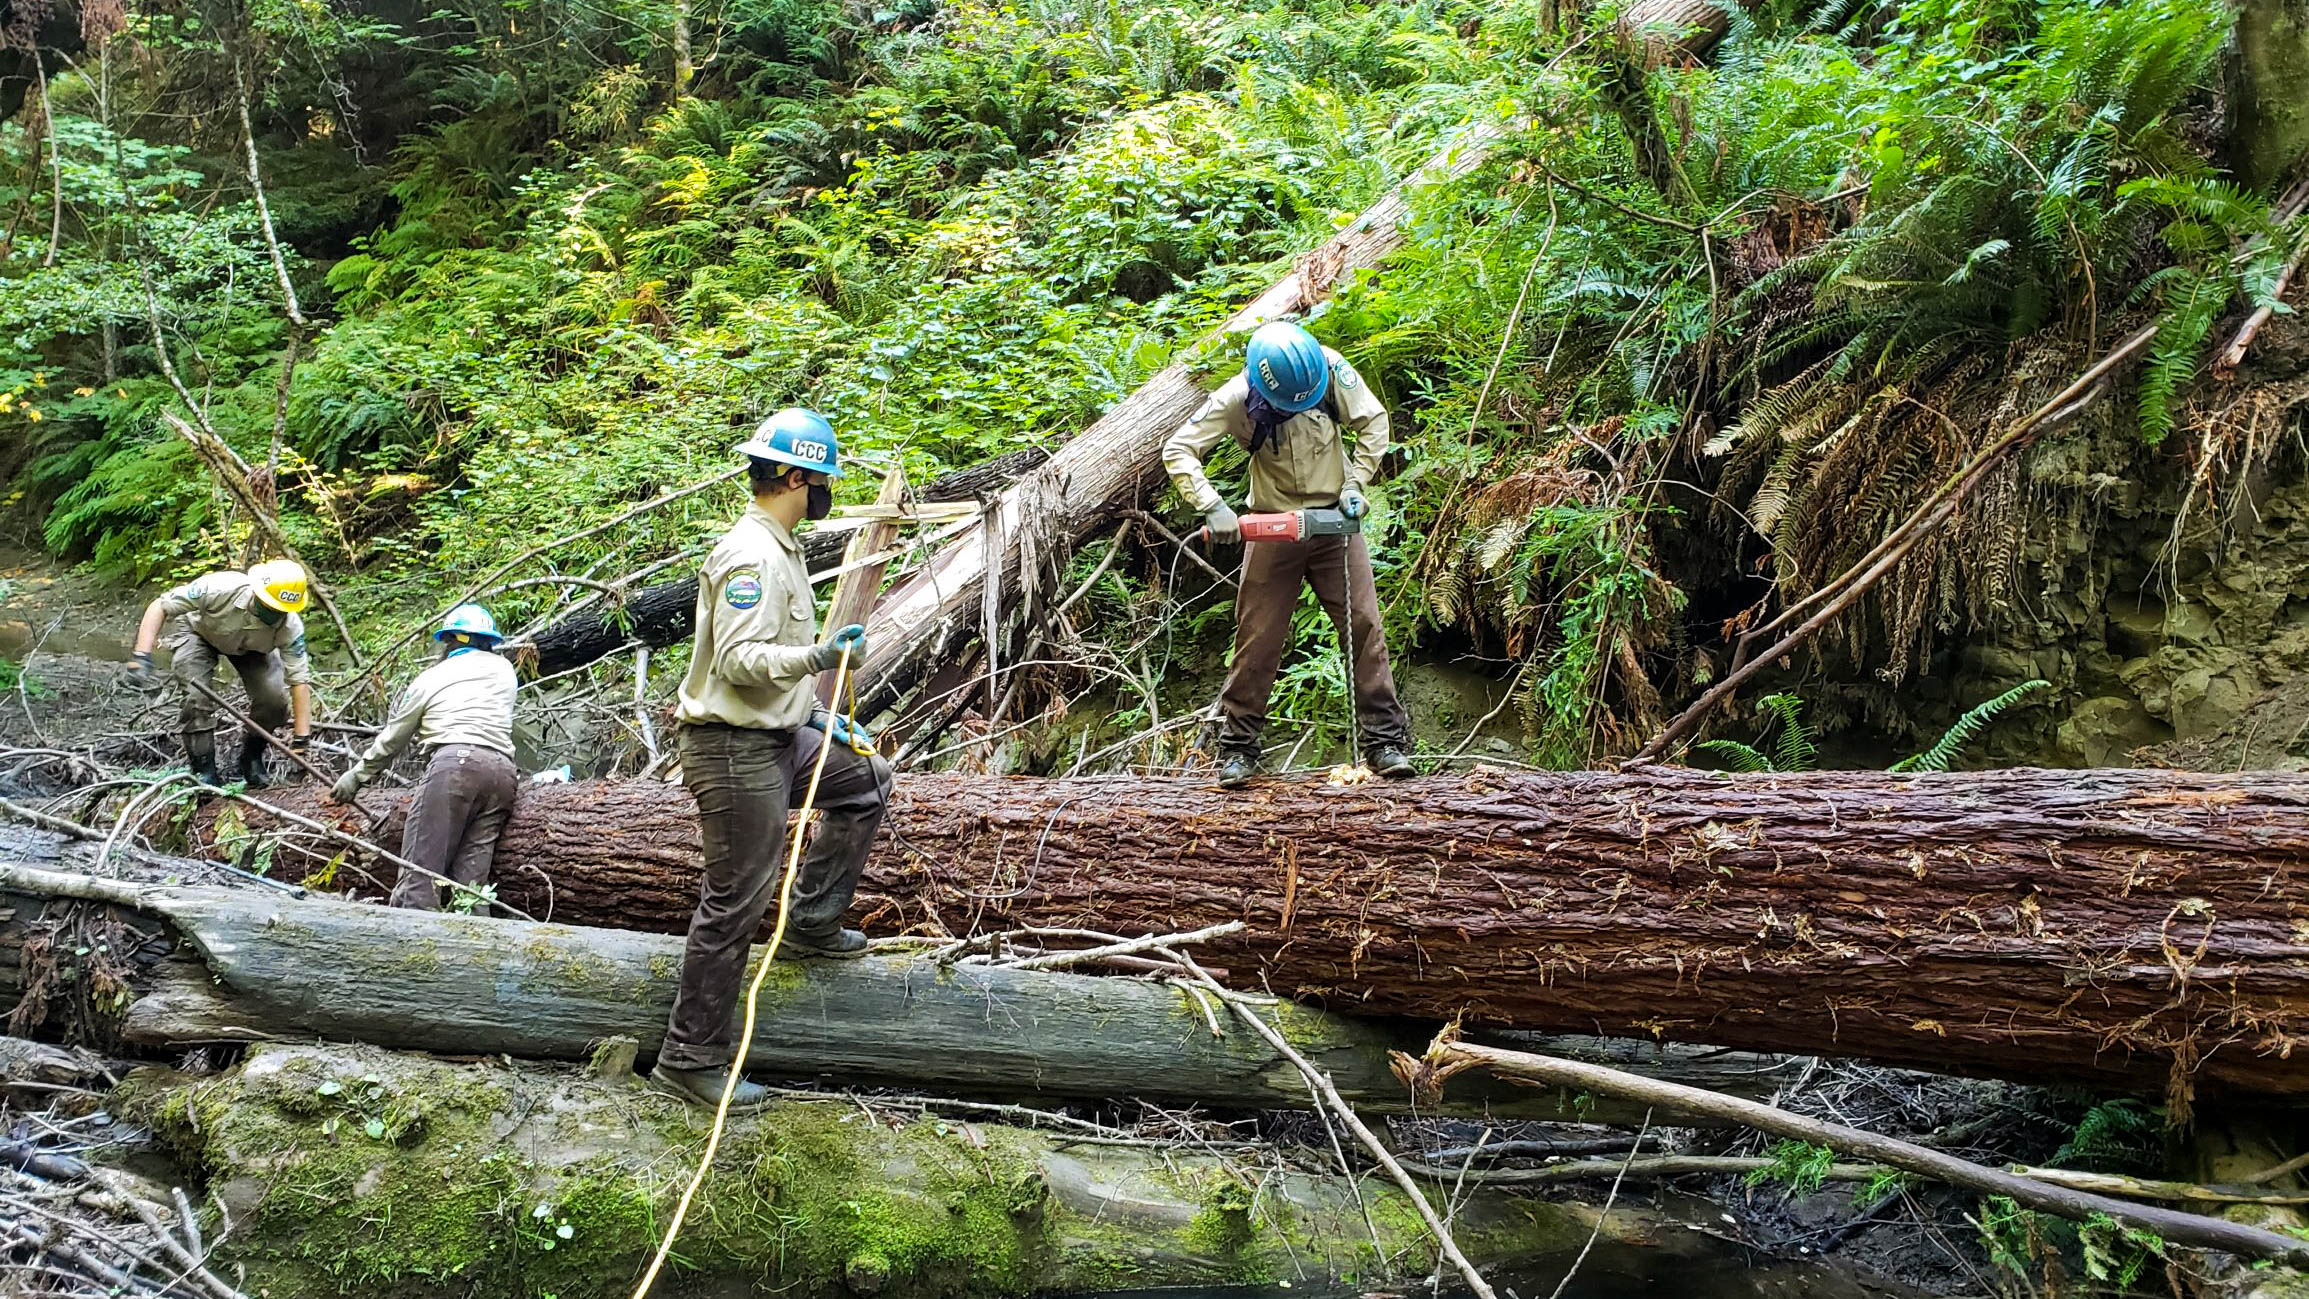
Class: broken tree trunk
208,766,2309,1100
0,862,1777,1120
845,124,1512,716
847,1,1749,717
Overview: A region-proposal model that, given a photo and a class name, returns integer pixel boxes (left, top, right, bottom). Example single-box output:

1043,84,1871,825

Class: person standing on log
328,604,521,912
130,559,315,789
651,408,891,1110
1162,321,1415,788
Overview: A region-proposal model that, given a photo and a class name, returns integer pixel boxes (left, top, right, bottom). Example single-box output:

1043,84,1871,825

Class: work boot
1216,751,1259,789
779,928,870,960
184,734,222,788
649,1062,770,1111
1367,746,1416,780
236,737,273,791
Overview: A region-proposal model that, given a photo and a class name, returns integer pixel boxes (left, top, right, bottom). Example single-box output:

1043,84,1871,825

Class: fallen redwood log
211,766,2309,1099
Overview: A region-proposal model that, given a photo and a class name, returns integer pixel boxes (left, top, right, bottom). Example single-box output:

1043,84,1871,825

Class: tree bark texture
204,766,2309,1099
2225,0,2309,192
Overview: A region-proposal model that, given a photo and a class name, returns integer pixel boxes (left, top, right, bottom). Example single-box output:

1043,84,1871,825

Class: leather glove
330,771,363,805
808,624,870,673
1339,488,1368,520
1203,503,1241,546
130,650,157,689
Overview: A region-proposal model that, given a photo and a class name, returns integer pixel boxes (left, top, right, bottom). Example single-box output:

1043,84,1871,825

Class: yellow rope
629,645,854,1299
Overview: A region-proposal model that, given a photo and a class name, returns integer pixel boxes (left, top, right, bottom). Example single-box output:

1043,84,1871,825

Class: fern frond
1892,679,2049,773
1694,739,1773,773
1760,692,1816,773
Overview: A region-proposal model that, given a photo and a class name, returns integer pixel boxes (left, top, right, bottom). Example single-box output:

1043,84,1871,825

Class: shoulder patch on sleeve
724,570,764,610
1334,363,1361,390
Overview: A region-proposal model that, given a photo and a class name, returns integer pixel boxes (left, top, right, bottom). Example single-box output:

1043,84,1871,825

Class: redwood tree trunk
217,766,2309,1099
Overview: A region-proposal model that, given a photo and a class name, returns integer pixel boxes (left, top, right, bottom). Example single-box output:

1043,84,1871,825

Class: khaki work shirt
1162,346,1390,514
156,571,313,686
346,649,518,785
675,503,823,730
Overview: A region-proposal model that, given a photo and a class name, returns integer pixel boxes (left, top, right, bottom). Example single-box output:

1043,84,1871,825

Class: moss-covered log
117,1042,1726,1299
212,767,2309,1099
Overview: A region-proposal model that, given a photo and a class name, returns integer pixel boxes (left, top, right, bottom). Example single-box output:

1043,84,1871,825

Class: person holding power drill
651,408,892,1110
1162,321,1414,789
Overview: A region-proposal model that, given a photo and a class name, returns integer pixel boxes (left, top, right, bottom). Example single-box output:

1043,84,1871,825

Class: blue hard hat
434,603,502,645
1245,321,1331,414
735,408,844,478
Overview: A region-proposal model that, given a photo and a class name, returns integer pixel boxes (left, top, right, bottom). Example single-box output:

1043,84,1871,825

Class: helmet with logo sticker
246,559,309,614
1244,321,1331,414
433,603,503,647
734,408,844,478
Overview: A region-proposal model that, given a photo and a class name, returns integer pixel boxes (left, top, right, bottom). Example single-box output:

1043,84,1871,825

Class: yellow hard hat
248,559,309,614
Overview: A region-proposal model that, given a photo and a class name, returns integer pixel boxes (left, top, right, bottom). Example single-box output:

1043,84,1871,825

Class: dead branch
1411,1033,2309,1266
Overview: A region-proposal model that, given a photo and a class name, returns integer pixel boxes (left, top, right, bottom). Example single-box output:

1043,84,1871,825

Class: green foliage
1745,1140,1837,1196
0,657,44,698
0,0,2256,773
1695,693,1816,773
2050,1098,2163,1175
1981,1196,2169,1291
1892,679,2049,772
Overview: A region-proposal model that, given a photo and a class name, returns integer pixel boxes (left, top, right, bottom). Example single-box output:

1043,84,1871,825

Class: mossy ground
118,1043,1508,1299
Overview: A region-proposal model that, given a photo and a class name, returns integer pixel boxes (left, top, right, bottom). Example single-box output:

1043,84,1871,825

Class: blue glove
807,707,877,754
810,625,870,672
1339,488,1368,520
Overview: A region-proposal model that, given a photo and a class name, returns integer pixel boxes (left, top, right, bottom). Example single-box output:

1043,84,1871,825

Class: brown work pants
168,633,290,748
1219,533,1410,757
388,744,519,911
660,721,891,1072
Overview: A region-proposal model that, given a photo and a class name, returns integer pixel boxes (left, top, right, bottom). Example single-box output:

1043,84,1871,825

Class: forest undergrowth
0,0,2292,770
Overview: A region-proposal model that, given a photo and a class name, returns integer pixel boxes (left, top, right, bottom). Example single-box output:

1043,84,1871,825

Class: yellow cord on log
629,644,854,1299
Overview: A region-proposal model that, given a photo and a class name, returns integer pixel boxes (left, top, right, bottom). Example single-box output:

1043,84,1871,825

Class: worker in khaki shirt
329,605,521,913
1164,320,1414,788
653,407,888,1110
130,559,315,788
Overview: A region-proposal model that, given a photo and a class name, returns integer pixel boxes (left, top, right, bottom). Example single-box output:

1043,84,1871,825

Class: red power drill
1197,506,1362,544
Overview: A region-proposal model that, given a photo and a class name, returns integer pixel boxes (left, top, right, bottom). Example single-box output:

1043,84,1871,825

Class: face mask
806,482,834,521
252,603,286,627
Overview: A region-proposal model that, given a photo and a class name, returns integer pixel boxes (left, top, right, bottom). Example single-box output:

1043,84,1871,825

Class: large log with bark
213,766,2309,1099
